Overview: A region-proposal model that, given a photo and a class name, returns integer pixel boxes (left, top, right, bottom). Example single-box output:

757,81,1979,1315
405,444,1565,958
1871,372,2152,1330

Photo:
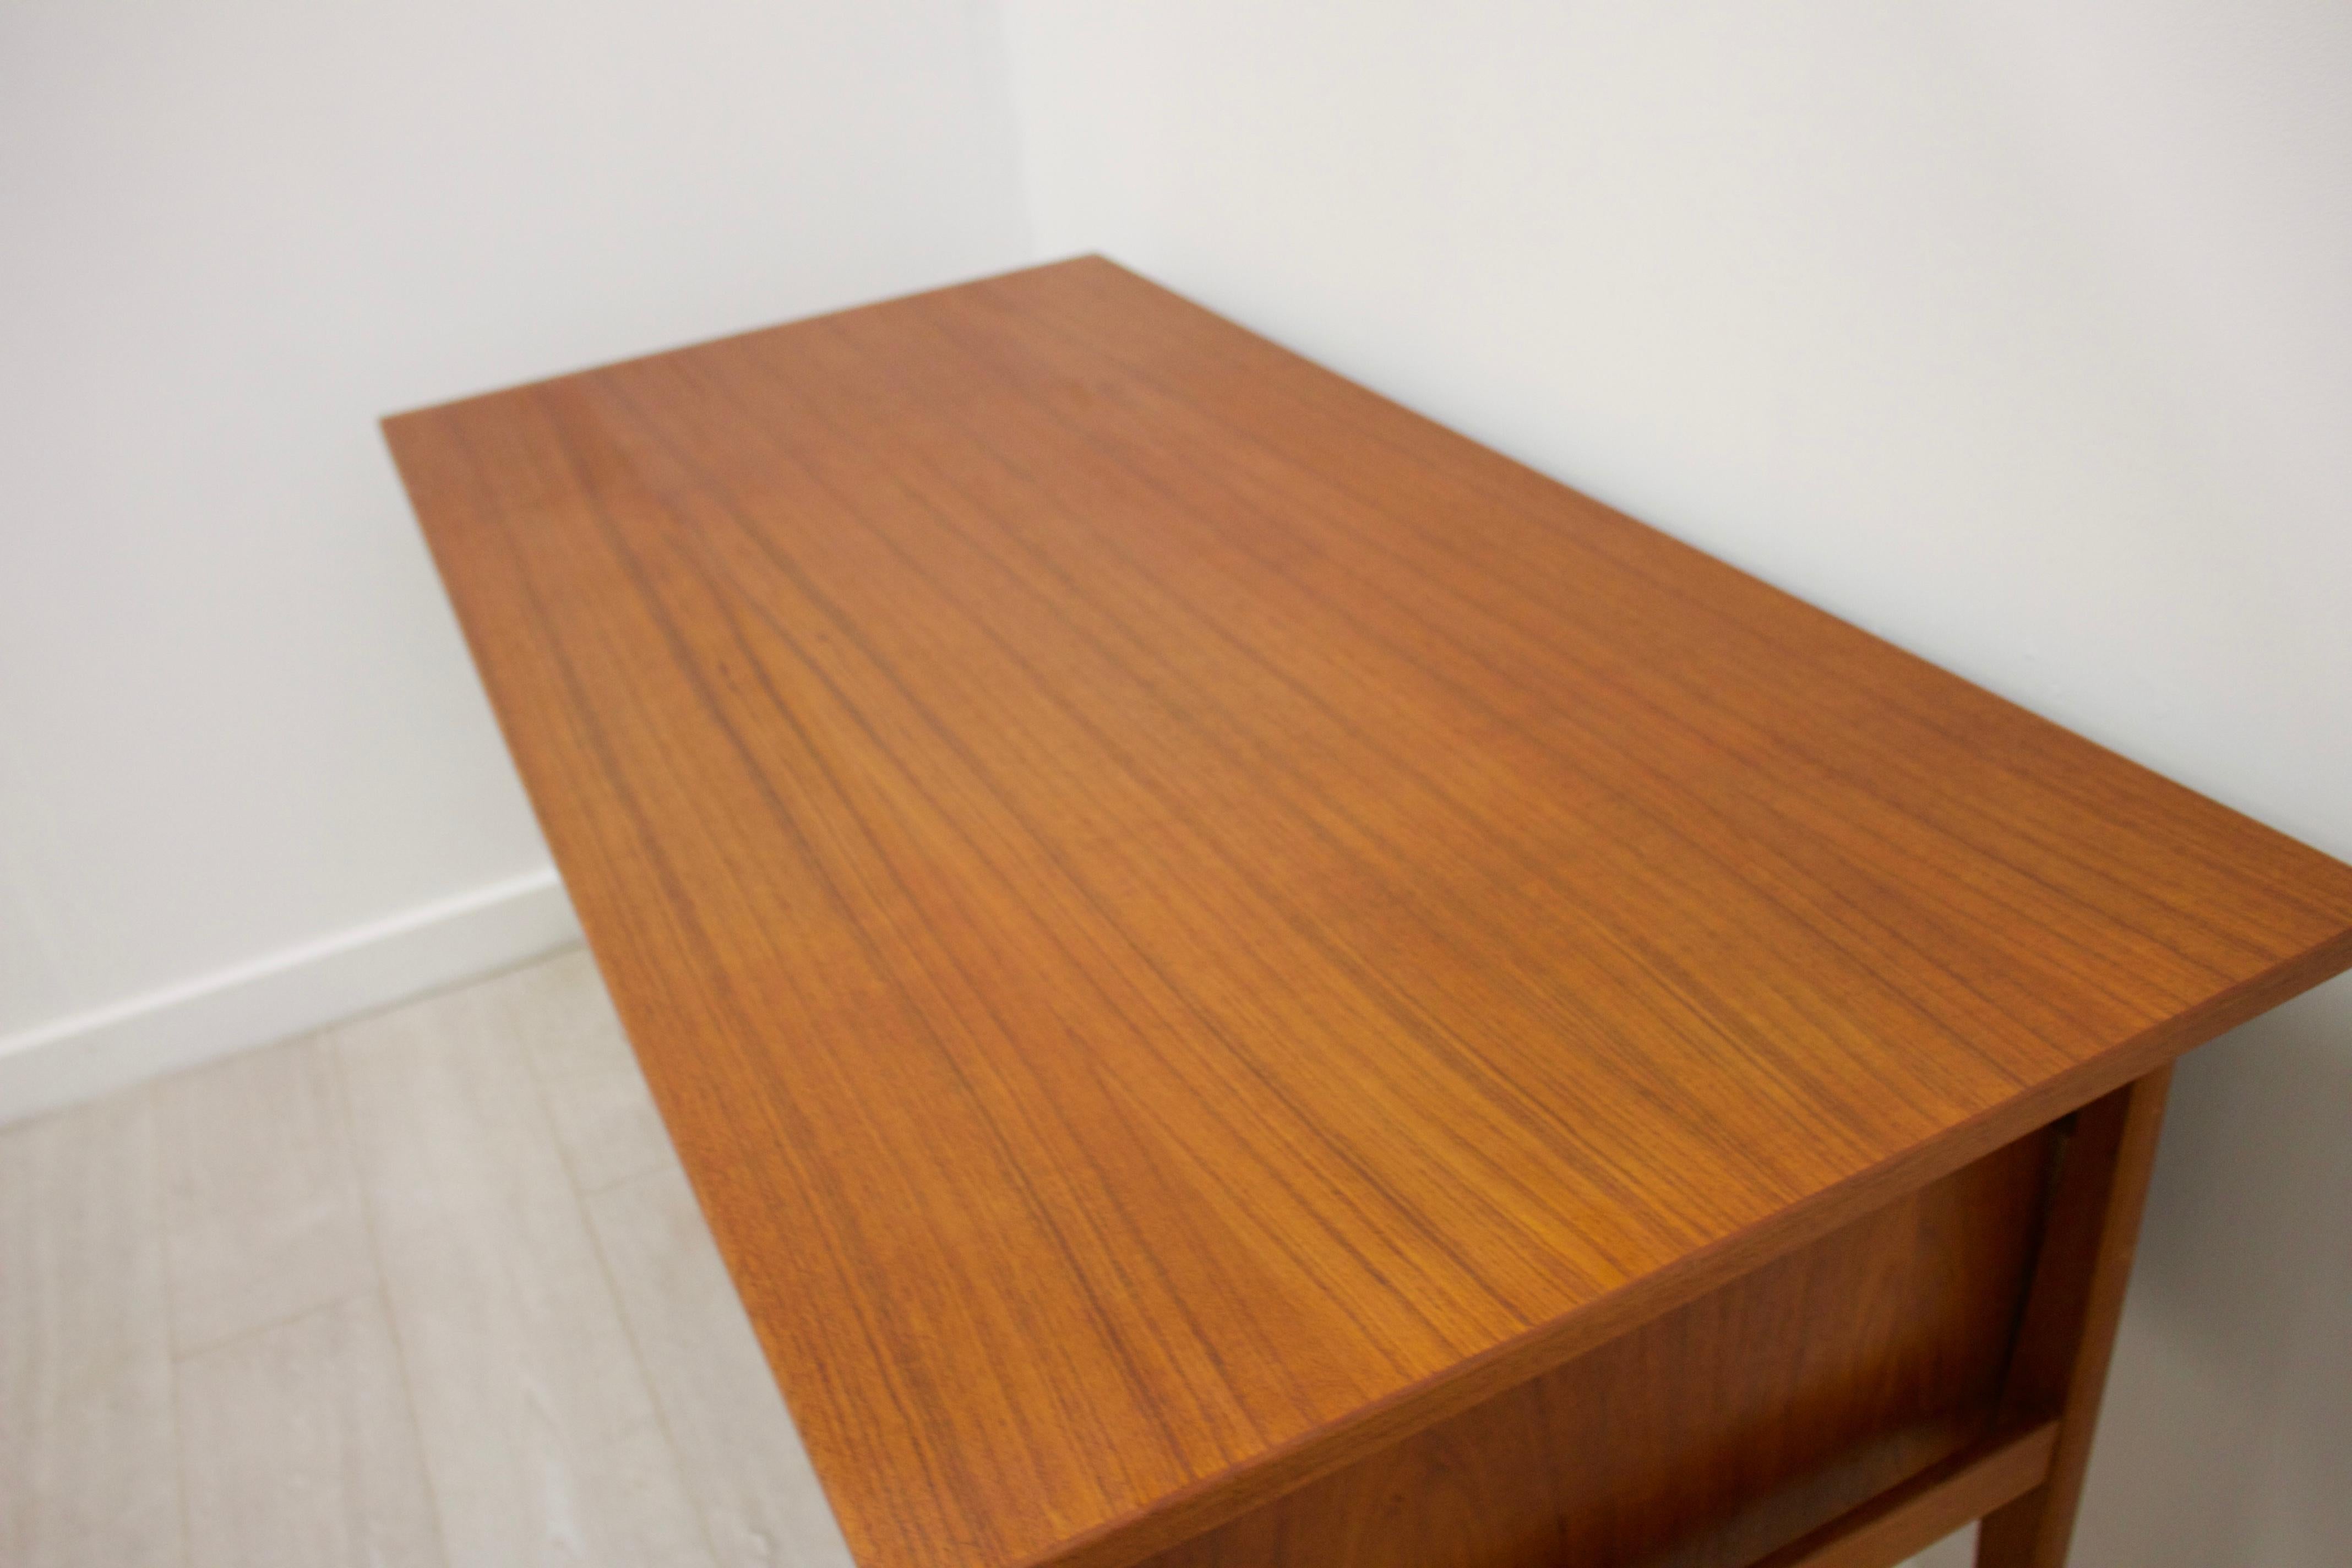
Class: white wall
0,0,1030,1115
6,1,2345,1559
1000,3,2352,1565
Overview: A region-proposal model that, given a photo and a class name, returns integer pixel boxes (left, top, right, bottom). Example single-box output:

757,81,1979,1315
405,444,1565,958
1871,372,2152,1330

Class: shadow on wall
1904,973,2352,1568
2076,973,2352,1566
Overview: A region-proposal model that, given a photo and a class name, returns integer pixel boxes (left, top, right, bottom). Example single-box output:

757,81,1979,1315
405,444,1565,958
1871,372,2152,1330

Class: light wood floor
0,947,855,1568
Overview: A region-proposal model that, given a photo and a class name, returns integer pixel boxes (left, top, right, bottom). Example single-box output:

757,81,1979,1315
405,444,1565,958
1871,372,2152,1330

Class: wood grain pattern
1975,1071,2173,1567
382,256,2352,1568
1135,1130,2055,1568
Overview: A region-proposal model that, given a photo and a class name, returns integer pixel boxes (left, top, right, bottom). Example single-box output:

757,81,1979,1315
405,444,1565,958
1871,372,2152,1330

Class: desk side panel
1140,1127,2057,1568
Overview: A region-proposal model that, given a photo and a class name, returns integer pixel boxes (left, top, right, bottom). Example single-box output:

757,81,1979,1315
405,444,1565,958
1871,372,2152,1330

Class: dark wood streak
595,353,1702,1280
678,328,1864,1201
383,257,2352,1568
741,314,2029,1124
579,369,1533,1352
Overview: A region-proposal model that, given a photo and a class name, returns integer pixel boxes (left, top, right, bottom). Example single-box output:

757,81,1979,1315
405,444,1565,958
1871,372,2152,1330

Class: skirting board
0,867,582,1125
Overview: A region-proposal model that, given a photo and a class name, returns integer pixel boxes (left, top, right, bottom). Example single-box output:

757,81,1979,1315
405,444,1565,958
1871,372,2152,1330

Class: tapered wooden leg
1975,1066,2173,1568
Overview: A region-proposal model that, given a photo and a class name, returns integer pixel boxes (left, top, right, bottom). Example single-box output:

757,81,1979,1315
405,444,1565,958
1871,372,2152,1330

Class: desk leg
1976,1066,2173,1568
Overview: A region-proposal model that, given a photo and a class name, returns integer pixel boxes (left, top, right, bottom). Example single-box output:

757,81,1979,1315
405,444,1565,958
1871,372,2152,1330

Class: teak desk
385,259,2352,1568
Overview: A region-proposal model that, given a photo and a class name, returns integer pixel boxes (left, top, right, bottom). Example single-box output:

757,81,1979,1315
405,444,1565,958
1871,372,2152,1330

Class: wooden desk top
385,258,2352,1568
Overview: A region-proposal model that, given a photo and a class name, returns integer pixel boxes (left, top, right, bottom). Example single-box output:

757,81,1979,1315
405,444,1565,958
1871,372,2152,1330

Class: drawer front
1140,1123,2061,1568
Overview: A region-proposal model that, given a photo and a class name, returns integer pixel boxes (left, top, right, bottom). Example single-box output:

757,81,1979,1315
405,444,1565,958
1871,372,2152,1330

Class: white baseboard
0,868,583,1125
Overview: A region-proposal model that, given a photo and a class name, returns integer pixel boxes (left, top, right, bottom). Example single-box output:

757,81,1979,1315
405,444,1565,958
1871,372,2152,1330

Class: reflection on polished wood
385,258,2352,1568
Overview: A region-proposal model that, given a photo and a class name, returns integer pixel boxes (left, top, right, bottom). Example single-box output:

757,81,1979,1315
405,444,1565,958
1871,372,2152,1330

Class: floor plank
178,1293,443,1568
508,948,676,1196
3,948,869,1568
0,1092,183,1567
155,1034,376,1353
587,1158,856,1568
332,971,717,1568
1908,1526,1977,1567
